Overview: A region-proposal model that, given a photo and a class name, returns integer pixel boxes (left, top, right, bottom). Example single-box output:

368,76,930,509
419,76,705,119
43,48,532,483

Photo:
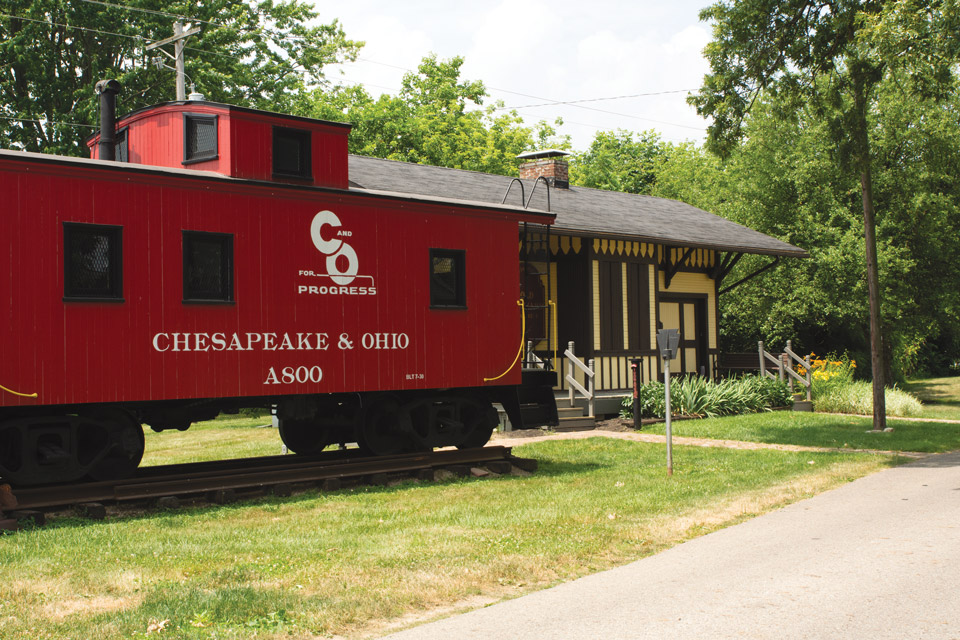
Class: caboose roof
347,155,807,258
0,148,554,224
85,99,353,144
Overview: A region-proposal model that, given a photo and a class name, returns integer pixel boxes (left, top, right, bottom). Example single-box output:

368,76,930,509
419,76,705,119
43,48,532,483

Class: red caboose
0,88,555,486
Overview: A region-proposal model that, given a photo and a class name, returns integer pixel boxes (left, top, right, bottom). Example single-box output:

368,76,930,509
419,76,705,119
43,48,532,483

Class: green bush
807,354,922,417
620,375,792,419
813,381,922,417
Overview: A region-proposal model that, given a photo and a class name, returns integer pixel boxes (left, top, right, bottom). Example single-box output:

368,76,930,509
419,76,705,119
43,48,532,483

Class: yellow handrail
548,299,557,367
0,383,37,398
484,299,525,382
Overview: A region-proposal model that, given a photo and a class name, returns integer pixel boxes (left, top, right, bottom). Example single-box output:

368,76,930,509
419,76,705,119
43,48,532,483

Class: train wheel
84,409,145,481
456,399,497,449
278,418,330,455
357,395,410,456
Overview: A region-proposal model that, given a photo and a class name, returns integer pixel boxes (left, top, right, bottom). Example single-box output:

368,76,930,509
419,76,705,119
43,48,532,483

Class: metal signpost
656,329,680,476
629,359,642,430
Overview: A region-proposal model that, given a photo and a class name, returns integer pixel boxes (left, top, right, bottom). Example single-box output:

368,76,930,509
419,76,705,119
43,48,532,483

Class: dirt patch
44,594,142,621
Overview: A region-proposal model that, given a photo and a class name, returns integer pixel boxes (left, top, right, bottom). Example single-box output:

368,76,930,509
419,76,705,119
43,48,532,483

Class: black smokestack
95,79,121,161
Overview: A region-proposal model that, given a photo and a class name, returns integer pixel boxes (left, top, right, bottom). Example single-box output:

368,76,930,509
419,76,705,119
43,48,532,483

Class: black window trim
62,222,124,303
182,112,219,165
272,125,312,180
182,230,235,305
115,126,129,163
429,248,467,310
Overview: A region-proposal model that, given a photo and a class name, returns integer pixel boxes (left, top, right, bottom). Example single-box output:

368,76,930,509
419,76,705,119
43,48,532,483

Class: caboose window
183,231,234,303
115,127,129,162
63,223,123,301
430,249,466,309
272,127,311,179
183,114,218,164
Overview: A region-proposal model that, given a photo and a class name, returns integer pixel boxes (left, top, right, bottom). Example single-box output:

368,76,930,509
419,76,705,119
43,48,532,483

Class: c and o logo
310,210,358,285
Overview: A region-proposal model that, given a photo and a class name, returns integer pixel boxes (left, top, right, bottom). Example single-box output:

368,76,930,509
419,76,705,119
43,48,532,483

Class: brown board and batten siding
346,155,809,393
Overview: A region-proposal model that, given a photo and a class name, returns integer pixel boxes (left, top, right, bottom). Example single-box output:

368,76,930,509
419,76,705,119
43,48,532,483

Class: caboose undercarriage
0,386,518,486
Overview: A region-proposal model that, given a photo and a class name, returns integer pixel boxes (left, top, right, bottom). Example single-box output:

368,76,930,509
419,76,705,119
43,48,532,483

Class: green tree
647,141,726,213
705,79,960,381
0,0,361,156
691,0,960,429
568,129,666,194
303,54,568,176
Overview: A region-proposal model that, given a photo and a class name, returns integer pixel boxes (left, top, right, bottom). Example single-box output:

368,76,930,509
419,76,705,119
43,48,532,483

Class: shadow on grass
897,450,960,468
902,379,955,403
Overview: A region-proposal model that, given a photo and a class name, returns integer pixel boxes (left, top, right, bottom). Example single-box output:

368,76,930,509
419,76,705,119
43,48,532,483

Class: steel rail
9,447,517,511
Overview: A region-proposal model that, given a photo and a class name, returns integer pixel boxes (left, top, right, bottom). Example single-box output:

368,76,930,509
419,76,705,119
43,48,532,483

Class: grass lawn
637,410,960,452
902,376,960,421
141,413,281,467
0,438,895,640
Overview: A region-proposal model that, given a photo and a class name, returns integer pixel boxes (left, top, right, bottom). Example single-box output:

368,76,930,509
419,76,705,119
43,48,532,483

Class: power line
0,12,144,41
76,0,221,27
75,0,318,47
0,115,97,129
346,57,703,131
3,11,704,135
0,12,312,75
495,89,693,110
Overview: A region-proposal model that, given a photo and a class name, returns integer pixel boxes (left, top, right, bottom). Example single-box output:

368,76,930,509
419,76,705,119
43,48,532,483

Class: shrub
813,381,922,417
804,353,922,417
620,375,792,419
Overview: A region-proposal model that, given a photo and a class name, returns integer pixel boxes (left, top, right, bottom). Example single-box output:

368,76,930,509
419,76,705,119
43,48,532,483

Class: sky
312,0,717,152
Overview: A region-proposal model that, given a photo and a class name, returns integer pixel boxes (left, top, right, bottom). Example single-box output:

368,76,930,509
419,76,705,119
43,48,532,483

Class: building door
658,296,708,377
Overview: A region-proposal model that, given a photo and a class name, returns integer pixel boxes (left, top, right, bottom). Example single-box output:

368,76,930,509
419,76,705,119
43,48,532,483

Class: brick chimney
517,149,570,189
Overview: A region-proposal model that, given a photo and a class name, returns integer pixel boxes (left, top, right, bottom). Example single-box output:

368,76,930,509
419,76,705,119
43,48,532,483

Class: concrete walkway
381,451,960,640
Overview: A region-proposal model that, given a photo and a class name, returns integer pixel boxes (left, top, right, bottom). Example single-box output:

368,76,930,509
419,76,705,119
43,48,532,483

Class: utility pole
146,21,201,101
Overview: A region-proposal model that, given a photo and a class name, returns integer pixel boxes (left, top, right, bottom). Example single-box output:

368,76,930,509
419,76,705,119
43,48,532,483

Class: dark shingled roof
348,155,807,258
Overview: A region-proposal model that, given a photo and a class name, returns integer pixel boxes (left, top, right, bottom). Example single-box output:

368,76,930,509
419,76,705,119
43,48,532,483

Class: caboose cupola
87,96,352,189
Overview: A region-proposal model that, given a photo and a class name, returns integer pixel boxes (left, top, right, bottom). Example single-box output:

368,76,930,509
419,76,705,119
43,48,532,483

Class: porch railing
564,341,595,417
758,340,812,402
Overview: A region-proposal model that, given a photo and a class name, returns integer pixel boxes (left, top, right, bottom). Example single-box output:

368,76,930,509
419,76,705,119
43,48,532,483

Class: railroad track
0,446,535,530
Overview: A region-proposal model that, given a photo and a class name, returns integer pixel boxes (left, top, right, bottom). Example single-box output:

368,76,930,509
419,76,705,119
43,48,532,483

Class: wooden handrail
564,342,595,417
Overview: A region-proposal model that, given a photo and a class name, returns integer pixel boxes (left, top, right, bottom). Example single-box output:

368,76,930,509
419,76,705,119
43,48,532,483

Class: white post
567,341,575,407
587,358,595,418
664,357,673,477
758,341,766,377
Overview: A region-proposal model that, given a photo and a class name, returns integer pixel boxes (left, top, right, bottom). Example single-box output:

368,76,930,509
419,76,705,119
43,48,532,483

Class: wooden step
556,415,596,432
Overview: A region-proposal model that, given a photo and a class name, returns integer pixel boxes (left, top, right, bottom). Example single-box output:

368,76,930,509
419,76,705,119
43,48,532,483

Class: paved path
381,451,960,639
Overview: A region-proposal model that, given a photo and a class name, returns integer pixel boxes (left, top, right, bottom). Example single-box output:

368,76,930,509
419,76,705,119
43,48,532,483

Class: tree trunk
852,64,887,432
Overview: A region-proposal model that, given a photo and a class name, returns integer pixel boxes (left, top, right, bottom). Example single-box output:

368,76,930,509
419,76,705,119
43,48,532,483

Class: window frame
182,113,219,165
272,126,312,180
115,126,129,163
182,230,235,304
63,222,124,302
429,248,467,310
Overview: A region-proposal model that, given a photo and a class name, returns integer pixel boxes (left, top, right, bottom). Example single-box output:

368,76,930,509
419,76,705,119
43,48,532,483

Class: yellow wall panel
658,271,717,349
592,260,601,351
